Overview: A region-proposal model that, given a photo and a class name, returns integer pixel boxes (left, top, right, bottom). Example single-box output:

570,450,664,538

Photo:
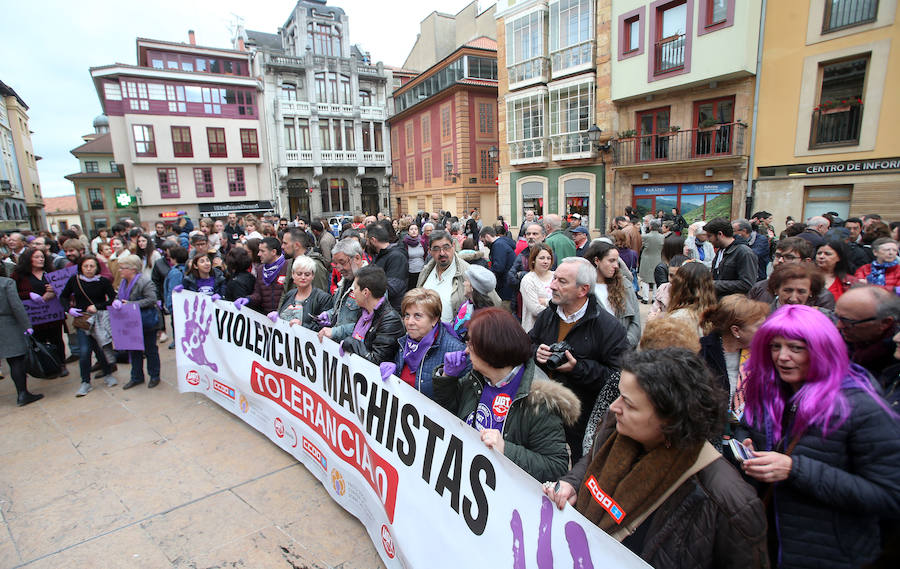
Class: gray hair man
315,238,365,341
527,256,629,461
416,230,472,323
543,214,576,264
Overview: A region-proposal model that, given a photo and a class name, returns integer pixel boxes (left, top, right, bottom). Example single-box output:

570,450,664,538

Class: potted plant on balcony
814,98,863,115
698,118,720,132
617,129,637,139
659,125,681,138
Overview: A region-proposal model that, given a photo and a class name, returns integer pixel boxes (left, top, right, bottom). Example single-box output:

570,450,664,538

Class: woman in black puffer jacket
736,305,900,569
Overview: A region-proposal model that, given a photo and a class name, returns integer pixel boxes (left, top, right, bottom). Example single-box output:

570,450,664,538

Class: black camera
544,341,572,371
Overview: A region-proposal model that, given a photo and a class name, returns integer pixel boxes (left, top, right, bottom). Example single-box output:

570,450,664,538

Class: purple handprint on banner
511,497,593,569
182,295,218,372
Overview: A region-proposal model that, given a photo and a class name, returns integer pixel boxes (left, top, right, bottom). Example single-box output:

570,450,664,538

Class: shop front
508,165,604,234
521,179,544,218
632,181,733,224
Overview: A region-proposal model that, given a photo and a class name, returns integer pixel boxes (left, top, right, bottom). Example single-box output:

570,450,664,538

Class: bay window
550,0,594,76
506,10,548,86
507,92,547,161
549,80,594,156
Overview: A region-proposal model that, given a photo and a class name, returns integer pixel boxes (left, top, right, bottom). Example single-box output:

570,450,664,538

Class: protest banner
23,298,65,326
174,290,649,569
108,302,144,350
46,266,77,297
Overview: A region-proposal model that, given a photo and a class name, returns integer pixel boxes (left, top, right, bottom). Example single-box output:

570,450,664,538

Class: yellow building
751,0,899,224
0,80,45,231
608,0,762,227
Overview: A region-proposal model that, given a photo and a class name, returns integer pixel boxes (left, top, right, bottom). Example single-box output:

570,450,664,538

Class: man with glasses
417,230,471,323
747,237,834,309
835,285,900,378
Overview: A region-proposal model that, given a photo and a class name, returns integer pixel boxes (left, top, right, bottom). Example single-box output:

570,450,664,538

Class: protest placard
46,266,77,297
23,298,66,326
174,290,649,569
108,302,144,350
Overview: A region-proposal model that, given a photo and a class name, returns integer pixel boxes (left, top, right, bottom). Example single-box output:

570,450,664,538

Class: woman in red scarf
543,348,768,568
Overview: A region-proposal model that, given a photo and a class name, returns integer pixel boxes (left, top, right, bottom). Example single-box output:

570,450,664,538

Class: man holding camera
527,257,629,461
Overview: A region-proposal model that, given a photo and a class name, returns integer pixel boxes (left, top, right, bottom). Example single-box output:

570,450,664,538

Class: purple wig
743,305,878,442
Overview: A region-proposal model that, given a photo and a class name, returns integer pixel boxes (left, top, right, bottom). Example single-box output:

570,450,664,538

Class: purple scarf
403,323,440,374
118,274,141,301
466,365,525,431
352,296,386,340
262,254,286,286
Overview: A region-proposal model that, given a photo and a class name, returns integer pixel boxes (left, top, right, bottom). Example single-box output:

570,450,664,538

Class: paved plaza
0,343,383,569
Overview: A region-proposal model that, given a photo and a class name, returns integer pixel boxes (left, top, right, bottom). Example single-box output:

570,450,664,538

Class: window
407,161,415,187
132,125,156,156
423,156,432,184
811,56,867,147
707,0,728,25
636,107,671,161
284,119,297,150
297,119,312,150
84,161,99,173
359,91,372,106
321,178,350,211
507,94,546,159
344,120,355,151
171,126,193,157
479,149,496,180
803,186,851,220
621,13,643,57
478,102,495,135
227,167,246,196
158,168,179,198
550,0,594,74
236,91,255,116
406,122,415,151
313,72,351,104
332,120,343,151
282,83,297,101
109,161,117,172
506,10,547,84
823,0,878,33
550,82,593,154
308,22,341,56
421,115,431,147
207,127,227,157
653,1,688,75
441,105,452,141
466,56,498,80
194,168,214,197
694,96,735,155
373,122,383,152
319,123,332,151
240,129,259,157
88,188,104,210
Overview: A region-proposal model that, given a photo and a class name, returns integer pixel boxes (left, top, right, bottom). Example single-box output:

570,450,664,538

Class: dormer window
307,22,341,56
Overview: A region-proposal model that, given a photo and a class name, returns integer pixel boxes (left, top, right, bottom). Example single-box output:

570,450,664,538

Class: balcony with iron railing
654,34,685,75
509,138,550,165
810,104,863,148
823,0,879,33
507,56,550,90
612,122,747,166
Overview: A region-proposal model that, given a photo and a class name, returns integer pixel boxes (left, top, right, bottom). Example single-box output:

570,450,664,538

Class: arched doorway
360,178,379,215
287,179,310,220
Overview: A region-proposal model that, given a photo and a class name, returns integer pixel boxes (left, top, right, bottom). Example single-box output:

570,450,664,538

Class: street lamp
134,186,143,206
587,124,611,153
444,161,460,180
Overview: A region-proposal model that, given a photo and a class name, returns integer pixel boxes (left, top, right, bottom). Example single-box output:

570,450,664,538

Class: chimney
188,30,196,45
238,37,246,51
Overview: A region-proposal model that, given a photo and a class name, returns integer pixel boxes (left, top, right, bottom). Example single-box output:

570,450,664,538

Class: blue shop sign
680,182,733,194
633,184,678,196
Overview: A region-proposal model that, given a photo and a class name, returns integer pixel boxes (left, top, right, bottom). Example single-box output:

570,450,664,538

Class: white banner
174,291,649,569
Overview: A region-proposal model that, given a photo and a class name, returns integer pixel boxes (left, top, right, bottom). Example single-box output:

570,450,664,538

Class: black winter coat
224,271,255,301
527,295,629,448
562,418,769,569
340,300,404,365
736,388,900,568
373,244,409,313
712,240,758,297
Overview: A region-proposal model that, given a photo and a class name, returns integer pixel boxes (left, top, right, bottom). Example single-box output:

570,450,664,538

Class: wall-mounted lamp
445,160,460,181
704,168,714,177
641,172,650,180
587,124,611,153
134,187,143,206
391,175,403,188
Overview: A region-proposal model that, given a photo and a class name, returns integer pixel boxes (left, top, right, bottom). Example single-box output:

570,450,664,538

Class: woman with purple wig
736,304,900,568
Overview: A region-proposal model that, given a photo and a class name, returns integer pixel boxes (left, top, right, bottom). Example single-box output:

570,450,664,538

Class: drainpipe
745,0,767,218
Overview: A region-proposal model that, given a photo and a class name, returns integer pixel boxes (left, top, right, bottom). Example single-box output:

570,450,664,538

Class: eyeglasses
774,253,801,262
430,244,453,253
836,314,878,327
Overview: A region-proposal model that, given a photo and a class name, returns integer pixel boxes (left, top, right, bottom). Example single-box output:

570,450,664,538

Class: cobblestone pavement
0,339,384,569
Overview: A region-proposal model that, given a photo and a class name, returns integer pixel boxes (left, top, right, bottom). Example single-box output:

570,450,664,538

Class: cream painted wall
611,0,761,101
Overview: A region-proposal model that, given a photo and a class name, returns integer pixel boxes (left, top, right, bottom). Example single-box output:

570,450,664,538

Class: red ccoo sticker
381,524,395,559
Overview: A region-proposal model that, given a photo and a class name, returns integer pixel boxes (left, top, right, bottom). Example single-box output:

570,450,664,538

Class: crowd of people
1,206,899,568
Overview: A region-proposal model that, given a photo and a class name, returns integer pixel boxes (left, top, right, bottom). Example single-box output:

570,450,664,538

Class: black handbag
140,306,160,328
25,335,62,379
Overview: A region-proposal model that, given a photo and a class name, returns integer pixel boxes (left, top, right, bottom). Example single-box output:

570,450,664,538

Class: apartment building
0,80,44,231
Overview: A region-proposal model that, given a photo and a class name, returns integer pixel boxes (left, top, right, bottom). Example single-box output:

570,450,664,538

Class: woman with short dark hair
223,247,255,301
544,348,768,568
434,308,580,481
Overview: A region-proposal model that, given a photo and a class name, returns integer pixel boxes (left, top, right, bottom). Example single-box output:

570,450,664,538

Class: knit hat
466,265,496,295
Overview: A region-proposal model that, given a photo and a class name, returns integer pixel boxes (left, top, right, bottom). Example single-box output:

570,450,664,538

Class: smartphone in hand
728,438,754,462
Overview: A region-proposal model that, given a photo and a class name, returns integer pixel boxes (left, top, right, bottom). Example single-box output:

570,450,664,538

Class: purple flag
47,266,77,297
23,298,65,325
108,302,144,351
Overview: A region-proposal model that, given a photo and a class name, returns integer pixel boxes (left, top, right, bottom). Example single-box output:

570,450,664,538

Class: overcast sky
0,0,490,198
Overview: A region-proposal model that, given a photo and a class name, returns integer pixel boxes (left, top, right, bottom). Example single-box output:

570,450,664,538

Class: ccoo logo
381,524,395,559
274,417,285,438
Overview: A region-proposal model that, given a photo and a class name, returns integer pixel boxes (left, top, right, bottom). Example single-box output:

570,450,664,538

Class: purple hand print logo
511,497,593,569
182,295,218,372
